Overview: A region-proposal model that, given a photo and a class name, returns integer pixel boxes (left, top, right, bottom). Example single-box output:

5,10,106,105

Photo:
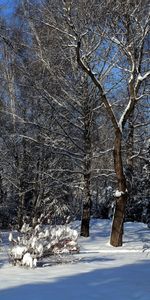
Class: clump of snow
20,223,31,233
114,189,127,197
9,223,79,267
22,253,37,268
8,232,13,242
11,246,27,260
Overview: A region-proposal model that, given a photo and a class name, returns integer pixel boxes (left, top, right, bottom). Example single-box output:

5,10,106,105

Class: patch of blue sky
0,0,15,18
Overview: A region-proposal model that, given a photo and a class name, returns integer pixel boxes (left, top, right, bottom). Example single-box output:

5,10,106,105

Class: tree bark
80,79,92,237
126,113,134,170
80,170,92,237
110,129,127,246
18,193,25,229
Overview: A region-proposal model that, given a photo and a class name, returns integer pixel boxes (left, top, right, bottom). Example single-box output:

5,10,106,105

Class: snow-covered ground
1,219,150,300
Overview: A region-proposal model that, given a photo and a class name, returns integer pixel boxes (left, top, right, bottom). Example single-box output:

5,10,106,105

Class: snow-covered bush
9,223,79,267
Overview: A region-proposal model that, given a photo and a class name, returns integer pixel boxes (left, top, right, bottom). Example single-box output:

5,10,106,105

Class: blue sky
0,0,14,17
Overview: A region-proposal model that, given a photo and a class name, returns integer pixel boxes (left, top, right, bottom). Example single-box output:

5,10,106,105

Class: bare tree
60,0,150,245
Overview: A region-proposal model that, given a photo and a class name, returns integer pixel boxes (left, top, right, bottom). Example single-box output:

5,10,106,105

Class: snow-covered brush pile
9,223,79,268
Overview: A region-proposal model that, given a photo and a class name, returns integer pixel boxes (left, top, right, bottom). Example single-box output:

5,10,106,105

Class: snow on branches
9,223,79,268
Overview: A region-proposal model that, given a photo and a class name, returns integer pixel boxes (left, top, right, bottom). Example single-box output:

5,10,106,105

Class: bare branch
76,40,119,131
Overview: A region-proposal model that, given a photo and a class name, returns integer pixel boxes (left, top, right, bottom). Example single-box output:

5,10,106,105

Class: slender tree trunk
0,175,4,203
0,175,4,227
17,137,28,229
18,193,25,229
110,129,127,246
80,79,92,237
3,44,16,131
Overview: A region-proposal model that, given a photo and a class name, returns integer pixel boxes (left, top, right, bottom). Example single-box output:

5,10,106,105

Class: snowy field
1,219,150,300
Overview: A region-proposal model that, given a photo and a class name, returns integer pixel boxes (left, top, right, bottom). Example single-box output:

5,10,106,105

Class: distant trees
9,0,111,235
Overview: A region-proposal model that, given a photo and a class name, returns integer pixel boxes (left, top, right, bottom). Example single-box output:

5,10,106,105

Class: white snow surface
1,219,150,300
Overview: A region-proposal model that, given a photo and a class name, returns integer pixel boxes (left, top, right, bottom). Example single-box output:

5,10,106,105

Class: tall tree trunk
80,166,92,237
17,137,28,229
126,114,134,215
126,113,134,171
110,129,127,246
80,79,92,237
0,175,4,203
18,193,25,229
80,179,91,237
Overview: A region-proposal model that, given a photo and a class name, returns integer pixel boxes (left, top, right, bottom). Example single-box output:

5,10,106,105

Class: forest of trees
0,0,149,246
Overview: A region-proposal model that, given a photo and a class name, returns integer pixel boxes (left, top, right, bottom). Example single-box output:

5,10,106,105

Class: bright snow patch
114,190,125,197
22,253,35,268
11,246,27,260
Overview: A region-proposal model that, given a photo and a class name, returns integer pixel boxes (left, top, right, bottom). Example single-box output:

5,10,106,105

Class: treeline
0,0,149,246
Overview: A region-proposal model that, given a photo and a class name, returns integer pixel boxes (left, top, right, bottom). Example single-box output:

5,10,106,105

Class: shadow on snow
0,259,150,300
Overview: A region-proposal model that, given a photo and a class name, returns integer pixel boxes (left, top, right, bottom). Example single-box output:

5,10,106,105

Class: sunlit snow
0,219,150,300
